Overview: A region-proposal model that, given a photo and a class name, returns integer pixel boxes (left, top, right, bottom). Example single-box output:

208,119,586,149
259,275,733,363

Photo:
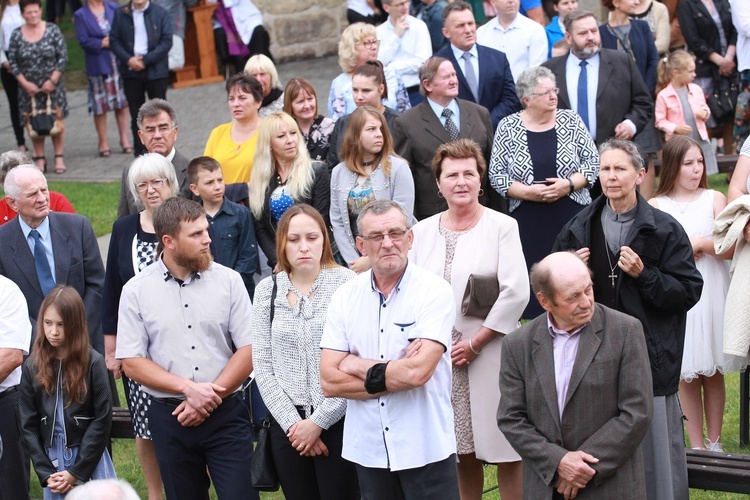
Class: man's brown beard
174,249,214,273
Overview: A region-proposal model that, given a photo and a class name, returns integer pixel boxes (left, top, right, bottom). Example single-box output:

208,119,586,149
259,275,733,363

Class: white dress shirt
476,13,548,82
565,51,599,141
377,15,432,88
0,275,31,391
321,263,457,471
133,2,150,57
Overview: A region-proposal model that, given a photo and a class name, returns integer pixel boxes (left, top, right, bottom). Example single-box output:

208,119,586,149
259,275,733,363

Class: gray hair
137,98,178,131
65,479,140,500
599,138,645,171
516,66,556,103
127,153,180,208
564,10,597,33
0,150,34,184
356,199,411,235
3,164,43,199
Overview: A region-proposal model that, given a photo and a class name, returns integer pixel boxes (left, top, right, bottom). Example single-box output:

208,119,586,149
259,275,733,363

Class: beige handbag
461,274,500,318
25,93,64,139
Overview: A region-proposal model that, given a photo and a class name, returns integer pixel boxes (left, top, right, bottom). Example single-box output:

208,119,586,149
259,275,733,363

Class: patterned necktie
442,108,459,141
30,229,55,296
461,52,479,101
578,60,590,132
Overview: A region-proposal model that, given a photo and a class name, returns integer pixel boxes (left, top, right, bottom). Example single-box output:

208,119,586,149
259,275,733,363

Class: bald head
531,252,594,331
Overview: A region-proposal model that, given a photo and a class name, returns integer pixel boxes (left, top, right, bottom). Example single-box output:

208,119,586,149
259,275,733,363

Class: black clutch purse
461,274,500,318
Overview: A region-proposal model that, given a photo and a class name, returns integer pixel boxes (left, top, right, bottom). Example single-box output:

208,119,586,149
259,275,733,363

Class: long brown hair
340,105,394,176
31,286,90,405
275,204,339,274
653,136,708,198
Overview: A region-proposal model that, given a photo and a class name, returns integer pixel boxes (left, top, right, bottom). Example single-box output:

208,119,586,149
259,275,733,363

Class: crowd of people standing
3,1,750,499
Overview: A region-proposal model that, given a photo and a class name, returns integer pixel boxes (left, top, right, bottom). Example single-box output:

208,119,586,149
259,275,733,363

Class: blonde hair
249,112,315,218
244,54,281,90
338,23,377,73
656,50,695,95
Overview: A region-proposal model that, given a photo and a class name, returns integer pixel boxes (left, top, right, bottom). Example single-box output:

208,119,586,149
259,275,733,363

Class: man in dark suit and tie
0,166,105,353
498,251,654,499
541,10,652,147
117,98,193,219
393,56,499,220
435,0,521,129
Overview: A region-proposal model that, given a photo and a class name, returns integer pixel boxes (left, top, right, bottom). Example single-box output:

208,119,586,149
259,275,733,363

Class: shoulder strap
270,274,277,323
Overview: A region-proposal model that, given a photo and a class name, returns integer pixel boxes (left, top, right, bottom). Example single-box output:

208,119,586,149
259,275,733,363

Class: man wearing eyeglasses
320,199,460,500
117,99,194,219
376,0,432,106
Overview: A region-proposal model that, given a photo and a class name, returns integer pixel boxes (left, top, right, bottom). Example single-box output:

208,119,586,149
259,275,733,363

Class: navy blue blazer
73,2,118,76
110,2,173,80
600,20,659,98
435,43,522,129
0,213,105,352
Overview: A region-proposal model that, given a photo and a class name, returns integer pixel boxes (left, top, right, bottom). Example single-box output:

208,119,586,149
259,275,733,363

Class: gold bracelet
468,337,481,356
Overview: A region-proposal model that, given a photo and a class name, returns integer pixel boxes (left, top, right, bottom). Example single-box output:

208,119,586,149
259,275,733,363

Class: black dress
511,128,585,319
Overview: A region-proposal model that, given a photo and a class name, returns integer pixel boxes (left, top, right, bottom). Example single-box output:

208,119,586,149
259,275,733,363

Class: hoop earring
438,191,444,198
478,189,484,196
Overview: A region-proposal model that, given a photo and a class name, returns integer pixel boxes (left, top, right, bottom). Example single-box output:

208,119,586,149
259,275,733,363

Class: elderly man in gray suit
0,166,105,352
498,251,653,500
117,98,192,218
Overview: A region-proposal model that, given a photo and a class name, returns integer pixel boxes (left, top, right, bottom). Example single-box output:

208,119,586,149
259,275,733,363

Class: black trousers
44,0,81,22
0,388,30,500
122,76,169,156
214,25,273,75
356,454,460,500
148,394,258,500
269,414,360,500
1,66,25,148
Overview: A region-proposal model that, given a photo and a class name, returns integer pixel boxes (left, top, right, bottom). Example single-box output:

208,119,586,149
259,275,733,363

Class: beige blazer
409,208,529,461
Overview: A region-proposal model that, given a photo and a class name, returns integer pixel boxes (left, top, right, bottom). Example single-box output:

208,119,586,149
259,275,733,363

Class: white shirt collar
450,42,478,62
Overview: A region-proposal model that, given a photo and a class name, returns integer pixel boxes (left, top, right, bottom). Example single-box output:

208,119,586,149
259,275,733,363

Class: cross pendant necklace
604,234,619,288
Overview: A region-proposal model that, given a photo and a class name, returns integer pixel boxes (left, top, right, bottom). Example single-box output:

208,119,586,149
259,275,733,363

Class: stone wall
260,0,608,62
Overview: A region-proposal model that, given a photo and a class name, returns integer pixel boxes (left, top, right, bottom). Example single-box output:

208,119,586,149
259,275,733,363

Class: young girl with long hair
649,136,745,451
19,286,115,498
330,105,415,273
655,50,717,175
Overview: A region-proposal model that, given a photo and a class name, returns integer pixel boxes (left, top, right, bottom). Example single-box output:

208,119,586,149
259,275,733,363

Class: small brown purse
461,274,500,318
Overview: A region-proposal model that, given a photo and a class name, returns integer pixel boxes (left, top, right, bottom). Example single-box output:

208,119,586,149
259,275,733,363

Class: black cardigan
678,0,737,77
254,161,330,268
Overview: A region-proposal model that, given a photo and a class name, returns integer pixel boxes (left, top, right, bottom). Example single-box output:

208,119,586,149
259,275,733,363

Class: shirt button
184,304,189,308
382,304,386,308
195,367,199,371
380,329,383,333
380,355,384,359
381,402,384,407
191,346,195,350
385,427,389,431
188,325,192,329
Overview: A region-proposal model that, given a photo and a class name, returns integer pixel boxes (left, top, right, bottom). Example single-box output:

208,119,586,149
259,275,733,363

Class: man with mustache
116,197,257,500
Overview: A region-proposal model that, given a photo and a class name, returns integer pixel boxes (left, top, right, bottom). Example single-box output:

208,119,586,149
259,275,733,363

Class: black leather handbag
250,416,280,491
707,70,739,124
26,93,63,138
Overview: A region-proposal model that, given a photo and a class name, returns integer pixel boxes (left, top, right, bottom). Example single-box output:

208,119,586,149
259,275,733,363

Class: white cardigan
409,208,529,462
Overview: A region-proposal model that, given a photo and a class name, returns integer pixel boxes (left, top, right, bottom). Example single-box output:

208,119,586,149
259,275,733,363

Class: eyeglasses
530,88,559,98
361,229,408,242
359,39,381,49
141,124,173,136
136,178,168,192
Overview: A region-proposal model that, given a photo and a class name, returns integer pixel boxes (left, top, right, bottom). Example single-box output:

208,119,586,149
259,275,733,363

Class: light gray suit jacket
0,212,105,353
116,149,191,219
498,304,653,499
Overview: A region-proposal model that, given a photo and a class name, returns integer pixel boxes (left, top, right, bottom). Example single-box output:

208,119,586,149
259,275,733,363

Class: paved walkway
0,55,342,182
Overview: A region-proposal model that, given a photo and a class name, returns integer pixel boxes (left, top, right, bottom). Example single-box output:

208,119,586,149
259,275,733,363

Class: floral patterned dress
8,22,68,125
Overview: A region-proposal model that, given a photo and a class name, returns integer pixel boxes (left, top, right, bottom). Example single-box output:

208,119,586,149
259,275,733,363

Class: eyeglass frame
529,87,560,98
358,39,381,49
360,228,409,243
135,178,169,192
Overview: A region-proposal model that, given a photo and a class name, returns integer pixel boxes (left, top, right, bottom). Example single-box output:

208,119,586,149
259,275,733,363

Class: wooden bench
652,154,739,176
686,448,750,495
111,406,135,440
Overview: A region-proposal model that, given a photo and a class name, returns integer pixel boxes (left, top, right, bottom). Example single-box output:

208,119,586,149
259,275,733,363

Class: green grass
0,182,119,237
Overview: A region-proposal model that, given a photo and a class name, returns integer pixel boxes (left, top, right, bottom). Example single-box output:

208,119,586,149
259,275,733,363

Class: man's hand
556,450,598,489
172,400,208,427
614,122,635,140
574,247,590,264
105,354,122,379
288,419,325,456
349,256,371,274
127,56,145,71
394,15,409,37
554,476,580,500
618,246,644,278
183,381,223,417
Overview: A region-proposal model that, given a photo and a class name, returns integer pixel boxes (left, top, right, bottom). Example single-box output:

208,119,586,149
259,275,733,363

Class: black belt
0,386,17,400
406,85,420,93
153,391,240,408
